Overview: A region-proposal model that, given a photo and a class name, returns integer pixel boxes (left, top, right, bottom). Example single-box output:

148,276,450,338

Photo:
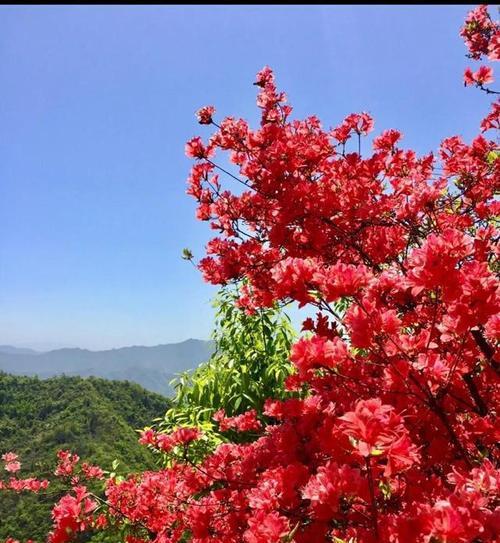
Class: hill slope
0,339,214,396
0,373,170,541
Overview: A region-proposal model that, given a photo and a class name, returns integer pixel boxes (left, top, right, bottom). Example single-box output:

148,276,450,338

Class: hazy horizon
0,337,211,353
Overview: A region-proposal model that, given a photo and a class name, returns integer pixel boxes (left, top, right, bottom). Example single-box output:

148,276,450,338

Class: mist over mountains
0,339,214,396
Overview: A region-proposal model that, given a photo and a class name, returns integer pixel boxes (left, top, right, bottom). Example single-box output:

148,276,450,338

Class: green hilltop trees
0,374,168,541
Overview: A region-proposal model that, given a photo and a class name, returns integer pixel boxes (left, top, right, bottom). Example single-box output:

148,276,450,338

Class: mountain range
0,339,214,396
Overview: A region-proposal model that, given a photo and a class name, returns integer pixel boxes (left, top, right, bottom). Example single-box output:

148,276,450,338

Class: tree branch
471,328,499,375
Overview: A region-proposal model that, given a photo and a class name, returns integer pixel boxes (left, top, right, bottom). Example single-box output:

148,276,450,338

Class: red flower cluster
481,101,500,132
461,6,499,93
213,409,262,432
464,65,494,86
3,476,49,493
290,335,349,377
176,12,498,536
339,398,419,476
331,112,374,144
460,5,499,61
81,462,105,480
139,426,202,453
54,450,80,477
0,452,50,493
2,451,21,473
196,106,215,125
49,486,97,543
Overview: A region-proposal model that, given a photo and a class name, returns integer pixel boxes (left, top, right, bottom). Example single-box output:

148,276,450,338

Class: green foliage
0,373,169,541
158,287,296,449
181,248,194,261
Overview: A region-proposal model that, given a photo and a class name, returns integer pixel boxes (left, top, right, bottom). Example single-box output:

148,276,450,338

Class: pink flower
2,452,18,463
340,398,419,474
185,137,214,159
475,65,494,85
488,30,500,61
171,427,201,445
55,450,80,477
244,511,289,543
464,65,494,86
464,67,476,86
81,463,104,480
138,428,156,446
290,335,348,377
5,461,21,473
196,105,215,125
213,409,262,432
480,100,500,132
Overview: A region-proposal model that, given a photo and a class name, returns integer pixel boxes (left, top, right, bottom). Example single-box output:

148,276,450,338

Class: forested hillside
0,373,169,541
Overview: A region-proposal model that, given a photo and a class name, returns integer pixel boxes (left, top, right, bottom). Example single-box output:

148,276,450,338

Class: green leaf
181,248,194,260
486,150,499,165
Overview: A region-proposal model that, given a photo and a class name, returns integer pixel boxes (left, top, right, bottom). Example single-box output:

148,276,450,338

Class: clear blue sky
0,5,487,350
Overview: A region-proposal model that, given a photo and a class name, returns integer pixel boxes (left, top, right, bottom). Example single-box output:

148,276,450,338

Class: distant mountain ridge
0,339,214,396
0,345,39,355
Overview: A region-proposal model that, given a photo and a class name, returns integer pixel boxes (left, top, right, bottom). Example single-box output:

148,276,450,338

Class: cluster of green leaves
0,373,168,541
157,287,296,453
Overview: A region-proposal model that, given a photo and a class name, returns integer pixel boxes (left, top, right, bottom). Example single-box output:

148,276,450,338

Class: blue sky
0,5,488,350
